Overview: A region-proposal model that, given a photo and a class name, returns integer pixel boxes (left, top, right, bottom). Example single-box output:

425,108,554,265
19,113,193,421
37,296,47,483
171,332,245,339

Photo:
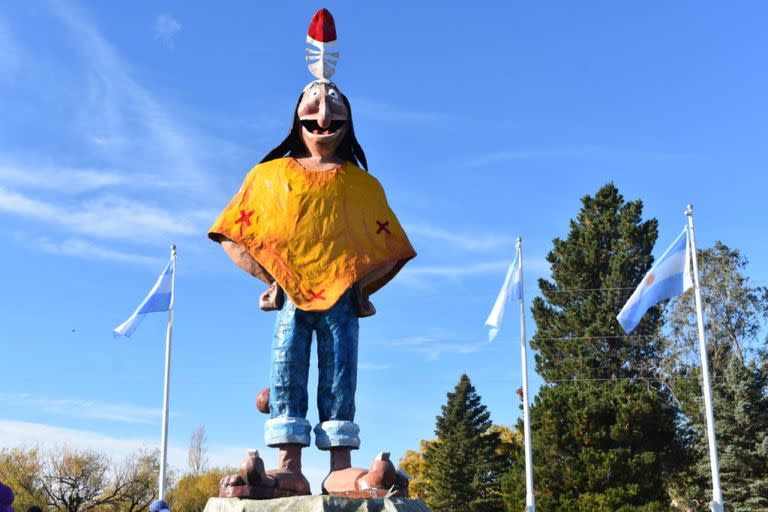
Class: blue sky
1,1,767,491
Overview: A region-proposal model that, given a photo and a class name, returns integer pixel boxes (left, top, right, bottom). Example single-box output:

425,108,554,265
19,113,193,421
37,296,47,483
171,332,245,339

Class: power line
400,286,640,299
533,335,655,343
399,280,768,299
547,377,657,383
489,374,736,384
542,286,638,293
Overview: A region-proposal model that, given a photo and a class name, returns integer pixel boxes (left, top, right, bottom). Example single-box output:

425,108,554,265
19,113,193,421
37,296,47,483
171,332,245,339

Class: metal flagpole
158,244,176,500
685,206,724,512
518,238,536,512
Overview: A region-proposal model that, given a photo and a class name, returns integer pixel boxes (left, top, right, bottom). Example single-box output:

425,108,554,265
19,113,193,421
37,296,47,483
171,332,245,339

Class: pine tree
504,184,683,511
423,374,507,512
532,183,660,382
713,358,768,511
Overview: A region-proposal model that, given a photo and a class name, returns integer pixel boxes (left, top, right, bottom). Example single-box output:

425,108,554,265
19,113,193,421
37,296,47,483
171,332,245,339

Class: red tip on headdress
307,8,337,44
305,8,339,82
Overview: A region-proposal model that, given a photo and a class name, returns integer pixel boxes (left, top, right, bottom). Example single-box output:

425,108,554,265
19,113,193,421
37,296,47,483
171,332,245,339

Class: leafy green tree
505,184,683,511
660,242,768,393
423,374,507,512
662,242,768,510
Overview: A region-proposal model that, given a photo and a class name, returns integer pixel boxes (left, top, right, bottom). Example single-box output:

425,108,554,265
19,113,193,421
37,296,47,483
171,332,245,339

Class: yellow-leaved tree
0,446,48,512
167,468,233,512
399,424,521,505
399,439,439,501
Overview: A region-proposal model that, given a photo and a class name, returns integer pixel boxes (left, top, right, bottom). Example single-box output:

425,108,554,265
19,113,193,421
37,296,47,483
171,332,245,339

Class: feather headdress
304,9,339,90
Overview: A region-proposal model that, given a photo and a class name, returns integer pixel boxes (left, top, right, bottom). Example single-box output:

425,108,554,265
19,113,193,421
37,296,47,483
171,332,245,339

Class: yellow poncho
209,157,416,311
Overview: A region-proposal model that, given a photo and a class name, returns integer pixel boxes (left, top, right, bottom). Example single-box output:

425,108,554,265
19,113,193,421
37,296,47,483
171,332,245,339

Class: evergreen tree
713,358,768,511
504,184,683,511
423,374,507,512
662,243,768,510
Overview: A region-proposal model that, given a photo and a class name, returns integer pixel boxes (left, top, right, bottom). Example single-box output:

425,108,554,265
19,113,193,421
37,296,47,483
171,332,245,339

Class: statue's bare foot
323,451,409,498
322,466,368,494
219,474,245,487
265,444,311,495
218,450,281,499
219,446,311,498
265,468,311,494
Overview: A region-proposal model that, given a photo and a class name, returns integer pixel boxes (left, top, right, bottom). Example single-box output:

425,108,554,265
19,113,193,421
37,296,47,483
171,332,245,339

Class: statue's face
297,83,349,157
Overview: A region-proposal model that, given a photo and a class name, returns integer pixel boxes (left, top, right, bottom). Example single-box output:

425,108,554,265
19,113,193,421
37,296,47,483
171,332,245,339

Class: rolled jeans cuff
314,420,360,450
264,417,311,447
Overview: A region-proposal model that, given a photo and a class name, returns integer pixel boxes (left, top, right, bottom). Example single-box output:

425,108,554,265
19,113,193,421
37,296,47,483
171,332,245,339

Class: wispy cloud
0,18,20,82
31,237,163,266
403,260,510,278
358,362,391,371
371,334,487,361
396,257,550,292
0,4,234,266
0,160,202,195
354,98,457,123
0,393,160,424
153,14,181,50
0,163,127,193
51,2,213,193
407,223,515,252
0,186,200,243
464,145,706,168
0,419,327,484
0,419,168,459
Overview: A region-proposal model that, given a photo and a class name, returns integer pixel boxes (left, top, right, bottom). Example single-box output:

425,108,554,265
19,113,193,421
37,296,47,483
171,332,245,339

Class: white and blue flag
114,258,174,337
485,248,523,342
617,226,693,333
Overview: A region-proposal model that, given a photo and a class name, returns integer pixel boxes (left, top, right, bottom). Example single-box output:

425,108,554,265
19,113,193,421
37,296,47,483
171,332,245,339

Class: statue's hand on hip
353,283,376,318
259,282,285,311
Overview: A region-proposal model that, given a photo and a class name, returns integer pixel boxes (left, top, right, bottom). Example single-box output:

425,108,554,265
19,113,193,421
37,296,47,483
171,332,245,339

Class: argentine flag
114,258,174,337
617,226,693,333
485,248,523,342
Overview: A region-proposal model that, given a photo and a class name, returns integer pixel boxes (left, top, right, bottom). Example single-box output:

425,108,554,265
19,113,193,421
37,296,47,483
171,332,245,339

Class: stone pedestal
204,496,431,512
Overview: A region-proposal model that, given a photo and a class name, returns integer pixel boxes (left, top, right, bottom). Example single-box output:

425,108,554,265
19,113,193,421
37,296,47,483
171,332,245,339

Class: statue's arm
220,239,273,285
358,263,395,291
353,263,396,318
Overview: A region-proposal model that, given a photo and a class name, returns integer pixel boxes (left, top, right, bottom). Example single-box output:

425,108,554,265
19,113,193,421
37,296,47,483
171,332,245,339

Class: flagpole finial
516,237,522,249
685,204,693,216
170,244,176,255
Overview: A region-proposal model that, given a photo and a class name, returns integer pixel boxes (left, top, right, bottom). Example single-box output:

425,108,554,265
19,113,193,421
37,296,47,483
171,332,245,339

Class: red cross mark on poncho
376,220,391,235
307,289,326,302
236,209,254,227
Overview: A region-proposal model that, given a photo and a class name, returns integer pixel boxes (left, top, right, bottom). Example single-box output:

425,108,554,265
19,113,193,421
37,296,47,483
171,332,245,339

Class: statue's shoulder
244,158,291,183
344,162,384,191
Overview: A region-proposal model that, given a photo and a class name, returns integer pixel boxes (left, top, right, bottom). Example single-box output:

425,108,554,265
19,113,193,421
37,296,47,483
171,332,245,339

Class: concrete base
204,496,431,512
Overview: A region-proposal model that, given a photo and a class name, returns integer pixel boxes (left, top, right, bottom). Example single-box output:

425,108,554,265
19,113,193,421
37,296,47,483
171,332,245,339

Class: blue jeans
264,289,360,449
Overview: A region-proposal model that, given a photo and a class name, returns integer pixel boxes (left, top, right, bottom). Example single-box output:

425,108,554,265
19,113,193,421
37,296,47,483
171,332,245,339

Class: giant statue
209,8,416,499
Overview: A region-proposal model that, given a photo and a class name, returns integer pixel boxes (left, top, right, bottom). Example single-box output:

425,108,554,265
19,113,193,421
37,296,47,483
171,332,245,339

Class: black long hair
260,90,368,171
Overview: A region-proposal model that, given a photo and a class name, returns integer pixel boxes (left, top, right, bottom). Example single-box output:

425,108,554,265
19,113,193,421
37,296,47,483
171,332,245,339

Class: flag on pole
114,258,174,337
617,226,693,333
485,247,523,342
